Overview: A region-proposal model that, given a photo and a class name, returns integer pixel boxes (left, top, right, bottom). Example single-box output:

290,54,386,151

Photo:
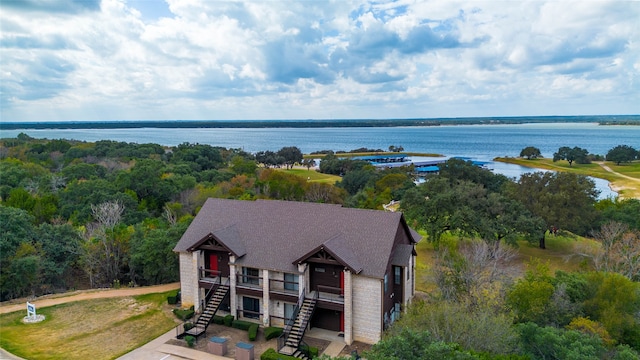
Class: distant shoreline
1,115,638,130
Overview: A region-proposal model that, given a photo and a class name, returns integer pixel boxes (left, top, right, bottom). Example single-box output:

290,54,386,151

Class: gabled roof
185,224,246,258
174,198,417,279
293,234,363,274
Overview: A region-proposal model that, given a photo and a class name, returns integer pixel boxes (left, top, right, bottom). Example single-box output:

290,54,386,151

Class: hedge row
248,324,259,341
260,348,299,360
232,319,254,331
264,327,283,340
172,308,194,321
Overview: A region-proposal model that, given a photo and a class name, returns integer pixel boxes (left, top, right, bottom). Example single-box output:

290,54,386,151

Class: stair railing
278,286,305,352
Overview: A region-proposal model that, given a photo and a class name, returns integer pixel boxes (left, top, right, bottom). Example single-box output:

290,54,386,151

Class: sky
0,0,639,122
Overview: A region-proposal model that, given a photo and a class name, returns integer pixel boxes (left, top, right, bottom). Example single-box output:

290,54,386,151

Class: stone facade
351,274,382,343
178,252,198,309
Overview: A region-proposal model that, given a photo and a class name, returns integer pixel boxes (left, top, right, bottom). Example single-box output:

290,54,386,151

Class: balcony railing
269,278,299,295
317,285,344,303
236,272,263,289
199,268,221,282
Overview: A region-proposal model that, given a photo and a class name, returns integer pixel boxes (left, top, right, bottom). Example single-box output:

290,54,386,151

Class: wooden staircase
278,291,318,359
184,282,230,338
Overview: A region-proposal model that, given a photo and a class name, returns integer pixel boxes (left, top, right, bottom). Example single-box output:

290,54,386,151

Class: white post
343,270,353,345
229,256,237,318
262,269,270,326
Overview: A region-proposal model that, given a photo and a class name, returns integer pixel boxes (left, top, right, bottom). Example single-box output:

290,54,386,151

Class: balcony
236,272,263,289
317,285,344,304
269,278,299,296
199,268,221,289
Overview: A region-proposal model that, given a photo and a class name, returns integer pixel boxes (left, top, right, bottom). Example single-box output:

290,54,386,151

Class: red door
209,253,218,274
340,271,344,295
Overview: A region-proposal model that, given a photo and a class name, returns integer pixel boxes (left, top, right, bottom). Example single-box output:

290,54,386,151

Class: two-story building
174,198,420,347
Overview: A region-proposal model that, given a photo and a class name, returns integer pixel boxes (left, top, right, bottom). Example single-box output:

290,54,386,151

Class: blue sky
1,0,638,122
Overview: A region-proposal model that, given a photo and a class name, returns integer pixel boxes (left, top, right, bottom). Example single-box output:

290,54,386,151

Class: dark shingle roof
174,198,418,278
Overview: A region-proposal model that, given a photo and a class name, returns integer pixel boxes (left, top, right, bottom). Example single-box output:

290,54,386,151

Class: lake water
2,122,638,199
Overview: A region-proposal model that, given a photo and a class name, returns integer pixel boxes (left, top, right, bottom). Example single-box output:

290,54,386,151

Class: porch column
297,263,308,297
262,269,270,326
343,269,353,345
229,256,237,318
192,252,201,312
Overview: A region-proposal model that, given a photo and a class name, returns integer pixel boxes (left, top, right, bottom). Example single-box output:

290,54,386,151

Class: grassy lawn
280,168,342,184
494,157,640,199
0,291,178,360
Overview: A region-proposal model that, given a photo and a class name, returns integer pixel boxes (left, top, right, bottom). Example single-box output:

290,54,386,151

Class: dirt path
0,282,179,315
595,162,640,183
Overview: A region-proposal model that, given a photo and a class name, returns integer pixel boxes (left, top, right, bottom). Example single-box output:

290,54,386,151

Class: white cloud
0,0,638,121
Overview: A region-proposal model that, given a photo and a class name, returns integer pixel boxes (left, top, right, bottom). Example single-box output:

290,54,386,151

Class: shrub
260,348,299,360
167,292,178,305
183,322,194,331
213,315,225,325
185,335,195,348
300,344,318,358
224,314,234,327
232,319,254,331
248,324,259,341
172,308,194,321
264,327,283,340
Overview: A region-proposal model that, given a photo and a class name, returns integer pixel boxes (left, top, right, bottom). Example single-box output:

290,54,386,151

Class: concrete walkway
117,327,347,360
118,329,229,360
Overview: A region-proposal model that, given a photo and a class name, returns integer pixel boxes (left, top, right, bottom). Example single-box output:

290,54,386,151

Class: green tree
596,198,640,230
276,146,303,169
583,271,640,346
506,260,556,324
129,220,187,285
338,166,378,196
517,322,635,360
257,169,306,200
0,206,38,300
505,172,599,248
36,223,81,291
553,146,590,166
520,146,542,160
301,158,316,170
438,158,509,193
606,145,638,165
365,328,478,360
230,155,257,175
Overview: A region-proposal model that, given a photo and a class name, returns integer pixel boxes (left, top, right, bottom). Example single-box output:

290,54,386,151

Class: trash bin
235,342,254,360
207,336,227,356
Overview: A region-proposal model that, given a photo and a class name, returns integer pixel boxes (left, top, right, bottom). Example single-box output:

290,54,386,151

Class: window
242,297,260,319
394,266,402,285
242,267,259,285
284,303,296,322
284,273,299,292
384,274,388,293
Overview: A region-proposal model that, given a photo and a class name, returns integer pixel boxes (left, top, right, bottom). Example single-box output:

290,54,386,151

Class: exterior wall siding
352,275,382,344
179,252,198,309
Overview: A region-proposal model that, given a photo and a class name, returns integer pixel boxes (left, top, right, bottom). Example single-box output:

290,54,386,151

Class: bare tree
163,204,177,225
50,175,66,192
433,240,517,307
91,200,124,229
580,222,640,280
81,200,128,287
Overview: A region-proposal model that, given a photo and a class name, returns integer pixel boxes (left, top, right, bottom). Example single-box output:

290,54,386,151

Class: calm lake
2,122,639,199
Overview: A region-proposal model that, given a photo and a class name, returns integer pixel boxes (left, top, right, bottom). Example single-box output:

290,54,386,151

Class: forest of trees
1,134,639,359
